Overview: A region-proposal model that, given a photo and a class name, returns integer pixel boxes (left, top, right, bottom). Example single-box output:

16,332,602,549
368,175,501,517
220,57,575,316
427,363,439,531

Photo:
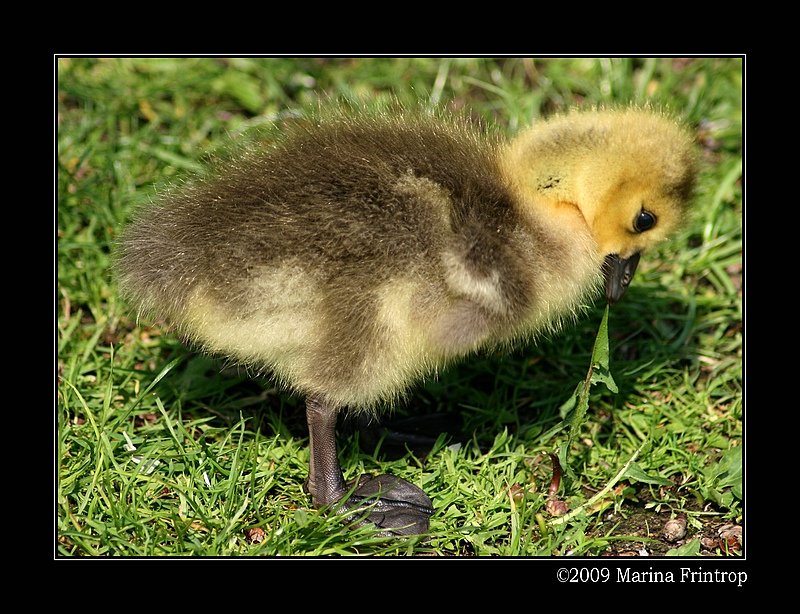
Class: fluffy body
117,108,695,412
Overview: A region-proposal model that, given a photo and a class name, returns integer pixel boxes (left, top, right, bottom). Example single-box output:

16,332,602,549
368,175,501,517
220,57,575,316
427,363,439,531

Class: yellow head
503,107,697,302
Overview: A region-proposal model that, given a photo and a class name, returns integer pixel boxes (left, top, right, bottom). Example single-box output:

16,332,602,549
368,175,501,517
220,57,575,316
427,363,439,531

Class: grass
56,57,743,557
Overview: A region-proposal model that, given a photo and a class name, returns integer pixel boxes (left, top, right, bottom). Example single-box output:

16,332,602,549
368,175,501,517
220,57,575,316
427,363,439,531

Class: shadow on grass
142,281,718,468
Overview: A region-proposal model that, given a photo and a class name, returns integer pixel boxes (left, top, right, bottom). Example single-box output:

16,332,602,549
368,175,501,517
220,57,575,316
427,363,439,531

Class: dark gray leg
305,396,434,535
306,396,348,505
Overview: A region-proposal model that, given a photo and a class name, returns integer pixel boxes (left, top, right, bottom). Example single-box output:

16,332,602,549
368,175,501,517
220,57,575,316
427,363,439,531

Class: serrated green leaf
567,305,614,439
591,305,612,370
558,382,582,419
557,440,570,477
590,366,618,393
589,306,617,392
562,306,617,481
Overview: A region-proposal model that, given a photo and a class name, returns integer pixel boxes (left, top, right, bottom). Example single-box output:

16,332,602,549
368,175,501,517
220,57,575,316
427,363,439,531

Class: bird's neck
498,136,607,254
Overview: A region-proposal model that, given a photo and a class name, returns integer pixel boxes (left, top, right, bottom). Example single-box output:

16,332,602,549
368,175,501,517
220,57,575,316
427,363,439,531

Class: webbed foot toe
340,474,433,536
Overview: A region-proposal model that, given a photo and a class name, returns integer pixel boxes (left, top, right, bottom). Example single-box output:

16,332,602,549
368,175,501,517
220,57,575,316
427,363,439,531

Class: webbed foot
305,396,434,536
339,474,433,535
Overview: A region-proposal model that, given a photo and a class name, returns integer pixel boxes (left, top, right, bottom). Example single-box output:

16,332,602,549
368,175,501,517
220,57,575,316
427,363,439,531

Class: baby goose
117,106,696,535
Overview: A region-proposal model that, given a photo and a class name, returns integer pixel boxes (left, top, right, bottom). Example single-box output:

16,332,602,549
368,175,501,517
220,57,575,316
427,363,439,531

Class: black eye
634,210,657,233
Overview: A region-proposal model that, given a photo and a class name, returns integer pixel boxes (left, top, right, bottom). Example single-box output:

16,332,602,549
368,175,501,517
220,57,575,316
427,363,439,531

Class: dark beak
603,252,641,305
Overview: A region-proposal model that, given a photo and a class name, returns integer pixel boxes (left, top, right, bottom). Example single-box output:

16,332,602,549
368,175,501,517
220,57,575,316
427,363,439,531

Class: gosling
117,106,697,535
